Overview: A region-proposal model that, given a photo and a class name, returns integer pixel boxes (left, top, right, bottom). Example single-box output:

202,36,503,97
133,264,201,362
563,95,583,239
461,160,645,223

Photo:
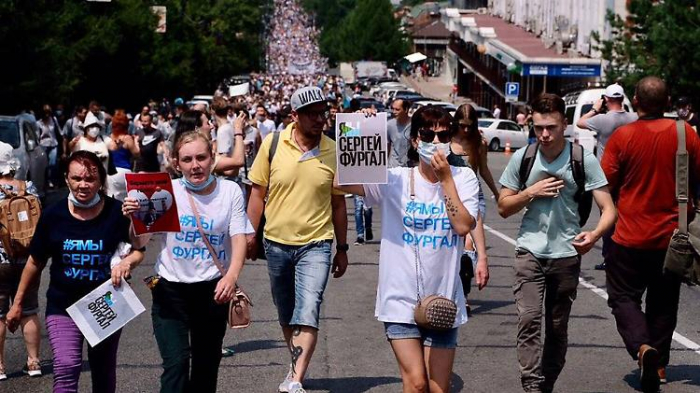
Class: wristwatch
336,243,349,252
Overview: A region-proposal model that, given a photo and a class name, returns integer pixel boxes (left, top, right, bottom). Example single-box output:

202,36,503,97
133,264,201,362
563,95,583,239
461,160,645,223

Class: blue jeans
353,195,372,239
264,239,332,329
384,322,459,349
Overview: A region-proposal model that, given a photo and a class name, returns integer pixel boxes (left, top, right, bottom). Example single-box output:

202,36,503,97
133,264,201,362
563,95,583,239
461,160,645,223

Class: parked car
0,114,48,198
563,88,634,153
408,101,457,117
478,118,528,151
472,105,495,119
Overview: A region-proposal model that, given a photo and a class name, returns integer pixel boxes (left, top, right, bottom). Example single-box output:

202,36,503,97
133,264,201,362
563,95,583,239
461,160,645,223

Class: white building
488,0,629,58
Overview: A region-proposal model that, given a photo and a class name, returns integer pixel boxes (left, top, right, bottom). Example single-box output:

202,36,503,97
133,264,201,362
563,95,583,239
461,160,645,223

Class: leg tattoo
290,326,303,377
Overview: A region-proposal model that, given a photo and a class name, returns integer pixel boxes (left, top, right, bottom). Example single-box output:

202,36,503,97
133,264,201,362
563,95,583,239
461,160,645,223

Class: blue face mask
417,141,450,165
180,174,216,192
68,191,101,209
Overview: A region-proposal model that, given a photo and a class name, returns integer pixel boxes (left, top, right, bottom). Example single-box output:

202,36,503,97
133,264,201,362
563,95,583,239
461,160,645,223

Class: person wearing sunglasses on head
335,106,479,393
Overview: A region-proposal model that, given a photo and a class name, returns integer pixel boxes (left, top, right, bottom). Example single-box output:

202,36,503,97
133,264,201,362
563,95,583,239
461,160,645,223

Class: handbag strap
186,191,227,276
675,120,689,234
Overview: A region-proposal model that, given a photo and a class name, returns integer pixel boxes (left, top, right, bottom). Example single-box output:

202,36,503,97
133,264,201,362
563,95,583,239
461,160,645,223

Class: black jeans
605,241,682,366
151,278,228,393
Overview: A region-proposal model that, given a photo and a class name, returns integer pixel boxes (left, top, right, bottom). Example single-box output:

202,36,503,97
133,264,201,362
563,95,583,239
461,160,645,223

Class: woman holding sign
122,129,250,393
334,106,481,393
6,150,145,393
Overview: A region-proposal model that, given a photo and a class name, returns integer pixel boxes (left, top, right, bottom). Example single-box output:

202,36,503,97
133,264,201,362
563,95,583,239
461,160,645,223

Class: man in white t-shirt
255,105,277,139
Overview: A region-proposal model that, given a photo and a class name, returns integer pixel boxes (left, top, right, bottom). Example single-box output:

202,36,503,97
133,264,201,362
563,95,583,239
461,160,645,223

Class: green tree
303,0,408,65
594,0,700,105
0,0,263,113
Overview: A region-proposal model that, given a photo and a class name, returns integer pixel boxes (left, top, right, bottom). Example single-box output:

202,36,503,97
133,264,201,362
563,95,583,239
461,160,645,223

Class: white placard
66,280,145,347
228,82,250,97
335,113,388,185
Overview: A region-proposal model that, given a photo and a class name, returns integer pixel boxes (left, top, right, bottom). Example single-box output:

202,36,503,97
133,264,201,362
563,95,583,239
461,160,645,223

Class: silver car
0,115,48,198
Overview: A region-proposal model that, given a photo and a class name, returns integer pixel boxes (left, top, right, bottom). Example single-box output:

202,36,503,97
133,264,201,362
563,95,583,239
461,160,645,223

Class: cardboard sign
125,173,181,234
335,113,388,185
66,280,145,347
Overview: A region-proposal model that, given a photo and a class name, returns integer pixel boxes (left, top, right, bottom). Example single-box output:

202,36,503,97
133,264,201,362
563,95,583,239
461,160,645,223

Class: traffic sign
506,82,519,102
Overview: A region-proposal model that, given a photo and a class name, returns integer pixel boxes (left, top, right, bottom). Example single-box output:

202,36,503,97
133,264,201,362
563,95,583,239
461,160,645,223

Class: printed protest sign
66,280,145,347
125,172,180,235
335,113,388,185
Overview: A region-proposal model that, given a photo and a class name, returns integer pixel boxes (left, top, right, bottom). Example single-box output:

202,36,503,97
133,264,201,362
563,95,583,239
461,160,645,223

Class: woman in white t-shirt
335,107,482,393
122,130,250,393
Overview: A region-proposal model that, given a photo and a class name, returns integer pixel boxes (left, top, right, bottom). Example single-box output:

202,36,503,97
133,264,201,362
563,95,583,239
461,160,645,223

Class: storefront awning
404,52,428,63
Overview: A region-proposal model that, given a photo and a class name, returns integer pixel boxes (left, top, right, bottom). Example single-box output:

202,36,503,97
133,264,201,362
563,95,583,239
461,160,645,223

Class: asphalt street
3,152,700,392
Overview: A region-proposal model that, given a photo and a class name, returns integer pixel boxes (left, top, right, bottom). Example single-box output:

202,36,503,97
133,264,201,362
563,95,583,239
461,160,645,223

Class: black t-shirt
688,114,700,132
30,196,130,316
135,127,163,172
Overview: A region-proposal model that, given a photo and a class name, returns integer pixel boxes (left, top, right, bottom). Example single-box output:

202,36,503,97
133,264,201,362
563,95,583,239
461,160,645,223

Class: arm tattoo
445,195,459,217
290,326,303,377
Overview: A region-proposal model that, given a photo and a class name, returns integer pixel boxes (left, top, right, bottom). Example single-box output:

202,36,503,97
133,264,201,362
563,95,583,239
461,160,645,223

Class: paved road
3,152,700,392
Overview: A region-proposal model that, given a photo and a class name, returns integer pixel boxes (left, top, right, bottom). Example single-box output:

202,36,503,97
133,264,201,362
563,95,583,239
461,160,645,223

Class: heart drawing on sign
127,188,174,228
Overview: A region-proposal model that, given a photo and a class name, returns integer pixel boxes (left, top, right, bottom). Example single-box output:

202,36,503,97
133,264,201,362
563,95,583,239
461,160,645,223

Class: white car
478,119,528,151
408,101,457,117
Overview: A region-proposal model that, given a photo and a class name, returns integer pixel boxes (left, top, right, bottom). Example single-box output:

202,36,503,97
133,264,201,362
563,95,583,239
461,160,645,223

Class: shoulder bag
663,120,700,285
187,191,253,328
408,168,458,330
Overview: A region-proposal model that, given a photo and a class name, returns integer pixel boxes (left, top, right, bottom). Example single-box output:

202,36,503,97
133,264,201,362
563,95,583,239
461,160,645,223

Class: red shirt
602,118,700,249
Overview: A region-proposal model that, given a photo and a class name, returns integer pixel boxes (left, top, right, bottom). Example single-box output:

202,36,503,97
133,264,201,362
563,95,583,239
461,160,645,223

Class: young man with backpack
497,93,616,393
0,141,42,380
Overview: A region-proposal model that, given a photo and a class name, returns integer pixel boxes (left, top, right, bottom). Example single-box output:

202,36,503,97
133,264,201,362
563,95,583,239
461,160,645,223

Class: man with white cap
577,83,638,270
247,86,348,393
577,84,638,162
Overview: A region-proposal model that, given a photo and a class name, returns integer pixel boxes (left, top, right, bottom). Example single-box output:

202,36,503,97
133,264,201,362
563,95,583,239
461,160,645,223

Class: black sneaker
365,228,374,241
354,237,365,245
594,262,606,270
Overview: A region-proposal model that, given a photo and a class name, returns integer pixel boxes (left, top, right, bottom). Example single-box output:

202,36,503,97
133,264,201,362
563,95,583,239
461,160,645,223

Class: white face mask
87,127,100,138
417,141,449,165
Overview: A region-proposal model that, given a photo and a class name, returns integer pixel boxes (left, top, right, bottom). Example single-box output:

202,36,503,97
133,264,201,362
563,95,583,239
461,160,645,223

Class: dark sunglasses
418,129,451,143
302,109,330,120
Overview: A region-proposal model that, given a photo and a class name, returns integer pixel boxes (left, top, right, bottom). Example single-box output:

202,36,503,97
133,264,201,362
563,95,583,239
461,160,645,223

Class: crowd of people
265,0,327,75
0,3,697,393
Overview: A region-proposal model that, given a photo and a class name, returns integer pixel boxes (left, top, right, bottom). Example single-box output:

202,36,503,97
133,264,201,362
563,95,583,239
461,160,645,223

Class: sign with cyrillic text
67,280,145,347
335,113,388,185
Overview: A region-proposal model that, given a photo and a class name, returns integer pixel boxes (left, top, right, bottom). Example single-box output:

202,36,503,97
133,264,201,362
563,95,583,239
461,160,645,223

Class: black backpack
518,142,593,226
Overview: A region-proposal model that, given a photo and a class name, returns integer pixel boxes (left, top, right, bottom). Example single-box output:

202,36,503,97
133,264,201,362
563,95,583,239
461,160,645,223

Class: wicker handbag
408,168,458,331
187,192,253,329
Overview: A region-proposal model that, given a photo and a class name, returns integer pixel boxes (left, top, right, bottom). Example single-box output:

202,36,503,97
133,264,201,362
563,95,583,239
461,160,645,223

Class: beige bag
663,120,700,285
0,182,41,259
408,168,458,331
187,192,253,328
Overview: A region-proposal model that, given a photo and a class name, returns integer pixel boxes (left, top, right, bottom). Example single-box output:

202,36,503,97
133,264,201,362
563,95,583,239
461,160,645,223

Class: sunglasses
418,129,451,143
302,109,330,120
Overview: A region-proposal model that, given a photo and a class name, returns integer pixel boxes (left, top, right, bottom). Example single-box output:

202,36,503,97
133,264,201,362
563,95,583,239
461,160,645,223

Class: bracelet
234,133,244,137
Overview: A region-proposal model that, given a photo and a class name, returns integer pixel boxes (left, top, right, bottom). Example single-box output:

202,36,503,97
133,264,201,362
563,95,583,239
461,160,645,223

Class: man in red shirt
601,76,700,392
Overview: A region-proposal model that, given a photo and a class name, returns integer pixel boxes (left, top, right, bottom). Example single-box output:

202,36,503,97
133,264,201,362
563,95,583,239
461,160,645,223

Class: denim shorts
384,322,459,349
264,238,332,329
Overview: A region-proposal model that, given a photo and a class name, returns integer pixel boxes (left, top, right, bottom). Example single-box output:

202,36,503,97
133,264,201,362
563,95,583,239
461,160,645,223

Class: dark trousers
605,241,682,366
152,278,228,393
513,251,581,392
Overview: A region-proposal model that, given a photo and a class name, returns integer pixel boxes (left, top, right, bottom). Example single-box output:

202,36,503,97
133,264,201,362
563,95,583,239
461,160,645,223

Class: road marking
484,224,700,356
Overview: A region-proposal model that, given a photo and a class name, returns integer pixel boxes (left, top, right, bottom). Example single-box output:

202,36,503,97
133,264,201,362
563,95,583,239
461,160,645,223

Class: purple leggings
46,314,121,393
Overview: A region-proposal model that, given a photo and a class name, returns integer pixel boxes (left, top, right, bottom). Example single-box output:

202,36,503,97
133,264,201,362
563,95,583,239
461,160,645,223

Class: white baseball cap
604,84,625,98
290,86,326,111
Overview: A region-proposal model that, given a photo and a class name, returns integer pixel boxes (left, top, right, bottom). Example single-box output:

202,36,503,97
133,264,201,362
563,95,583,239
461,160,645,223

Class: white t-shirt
257,119,277,139
363,166,480,327
216,123,235,155
155,179,253,283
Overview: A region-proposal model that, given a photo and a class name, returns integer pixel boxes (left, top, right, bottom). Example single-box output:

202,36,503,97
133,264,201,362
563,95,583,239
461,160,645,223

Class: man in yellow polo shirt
247,86,348,393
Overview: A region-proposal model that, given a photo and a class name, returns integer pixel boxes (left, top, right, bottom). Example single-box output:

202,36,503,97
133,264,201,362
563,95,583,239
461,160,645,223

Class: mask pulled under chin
417,141,450,165
69,192,101,209
180,174,216,192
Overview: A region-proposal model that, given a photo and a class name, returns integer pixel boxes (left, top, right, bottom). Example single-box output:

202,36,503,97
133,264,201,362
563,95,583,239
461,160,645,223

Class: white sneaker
277,366,294,392
287,382,306,393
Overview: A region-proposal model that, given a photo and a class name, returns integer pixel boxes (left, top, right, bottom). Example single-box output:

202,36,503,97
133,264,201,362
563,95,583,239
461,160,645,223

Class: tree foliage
303,0,409,65
0,0,263,113
593,0,700,105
